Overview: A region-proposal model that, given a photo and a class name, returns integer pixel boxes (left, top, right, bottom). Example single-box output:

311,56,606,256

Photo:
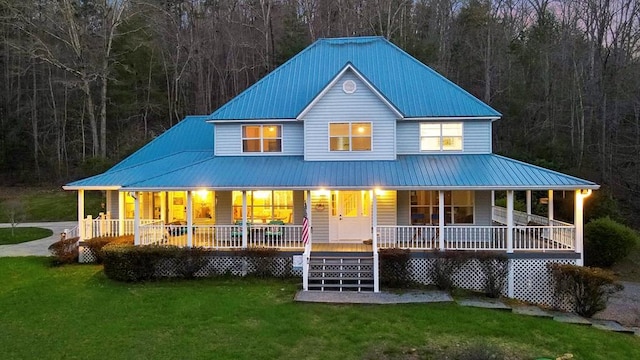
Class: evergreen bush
48,236,79,265
379,248,412,288
584,217,638,267
549,263,623,317
84,235,134,263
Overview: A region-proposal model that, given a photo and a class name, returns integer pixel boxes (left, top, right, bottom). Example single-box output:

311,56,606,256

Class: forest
0,0,638,225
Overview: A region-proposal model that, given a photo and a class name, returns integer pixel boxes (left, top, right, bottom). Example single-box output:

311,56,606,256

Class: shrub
379,248,412,288
431,251,470,290
175,247,211,278
475,252,509,298
549,263,623,317
243,247,280,278
84,235,134,263
585,217,639,267
48,236,79,265
102,244,174,282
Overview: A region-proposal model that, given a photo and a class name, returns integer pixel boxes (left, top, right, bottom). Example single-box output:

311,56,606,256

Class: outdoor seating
264,220,285,241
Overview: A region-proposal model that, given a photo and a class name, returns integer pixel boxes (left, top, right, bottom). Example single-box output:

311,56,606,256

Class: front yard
0,257,638,359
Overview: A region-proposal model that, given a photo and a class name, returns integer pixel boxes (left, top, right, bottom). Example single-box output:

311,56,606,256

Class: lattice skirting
78,246,302,278
407,257,576,310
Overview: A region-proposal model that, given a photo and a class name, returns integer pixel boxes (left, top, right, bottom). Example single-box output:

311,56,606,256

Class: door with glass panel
329,191,372,242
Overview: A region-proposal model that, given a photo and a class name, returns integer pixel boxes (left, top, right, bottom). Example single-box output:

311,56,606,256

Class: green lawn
0,227,53,245
0,258,638,359
0,187,104,222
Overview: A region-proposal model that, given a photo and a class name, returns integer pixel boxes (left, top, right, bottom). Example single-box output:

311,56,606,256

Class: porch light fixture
313,189,329,197
579,189,592,198
197,189,208,200
253,191,270,199
375,188,385,196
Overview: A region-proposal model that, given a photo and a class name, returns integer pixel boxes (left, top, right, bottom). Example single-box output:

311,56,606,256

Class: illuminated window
232,191,293,223
242,125,282,153
329,122,371,151
420,123,462,151
410,190,474,224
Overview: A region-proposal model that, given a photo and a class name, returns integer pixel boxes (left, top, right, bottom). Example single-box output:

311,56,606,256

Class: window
420,123,462,151
232,191,293,223
329,122,371,151
242,125,282,153
410,190,474,224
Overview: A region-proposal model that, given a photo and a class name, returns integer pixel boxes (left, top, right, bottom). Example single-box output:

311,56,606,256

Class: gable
209,37,501,120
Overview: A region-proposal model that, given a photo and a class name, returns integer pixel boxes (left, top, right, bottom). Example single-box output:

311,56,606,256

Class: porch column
575,190,585,266
118,192,125,236
134,192,140,245
186,190,193,248
372,190,379,293
241,191,248,248
506,190,514,253
548,190,554,222
77,190,85,240
438,190,445,251
526,190,532,222
303,190,312,291
160,192,167,222
305,190,312,251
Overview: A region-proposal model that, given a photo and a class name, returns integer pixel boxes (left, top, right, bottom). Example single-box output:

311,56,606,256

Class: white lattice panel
78,246,96,263
407,258,434,284
453,259,487,292
512,258,576,310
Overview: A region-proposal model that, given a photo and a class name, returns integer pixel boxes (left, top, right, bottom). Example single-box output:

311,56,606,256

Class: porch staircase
308,252,374,292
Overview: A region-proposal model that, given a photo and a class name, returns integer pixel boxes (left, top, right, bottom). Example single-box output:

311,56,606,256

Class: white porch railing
82,217,158,239
377,224,573,251
64,226,80,239
140,221,166,245
492,206,573,227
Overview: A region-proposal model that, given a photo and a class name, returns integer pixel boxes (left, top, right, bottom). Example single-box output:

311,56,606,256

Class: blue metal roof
109,115,212,171
100,154,597,191
210,37,501,119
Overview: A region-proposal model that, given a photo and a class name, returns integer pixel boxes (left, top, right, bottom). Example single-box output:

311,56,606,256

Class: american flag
302,215,310,246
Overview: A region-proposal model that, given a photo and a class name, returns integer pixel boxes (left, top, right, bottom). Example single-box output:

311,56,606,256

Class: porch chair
264,220,285,244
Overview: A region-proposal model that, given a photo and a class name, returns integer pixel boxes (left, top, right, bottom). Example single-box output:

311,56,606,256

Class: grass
0,187,104,222
0,227,53,245
0,258,638,360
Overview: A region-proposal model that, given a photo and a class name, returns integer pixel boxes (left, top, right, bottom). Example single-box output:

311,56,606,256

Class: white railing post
242,191,248,249
507,190,514,253
186,190,193,248
134,192,140,246
438,191,445,251
77,190,85,240
118,192,125,236
526,190,532,223
575,190,585,266
372,190,379,293
548,190,554,222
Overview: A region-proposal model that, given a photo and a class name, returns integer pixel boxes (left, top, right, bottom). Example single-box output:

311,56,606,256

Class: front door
329,191,371,242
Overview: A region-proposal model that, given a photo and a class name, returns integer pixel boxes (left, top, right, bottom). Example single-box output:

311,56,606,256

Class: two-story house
65,37,598,305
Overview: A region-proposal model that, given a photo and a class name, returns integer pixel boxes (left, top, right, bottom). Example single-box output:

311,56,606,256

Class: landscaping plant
584,217,639,267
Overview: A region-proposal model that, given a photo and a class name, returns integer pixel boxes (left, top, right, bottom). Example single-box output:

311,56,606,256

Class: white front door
329,191,372,242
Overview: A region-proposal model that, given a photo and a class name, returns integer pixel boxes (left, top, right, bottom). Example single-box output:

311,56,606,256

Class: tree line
1,0,639,225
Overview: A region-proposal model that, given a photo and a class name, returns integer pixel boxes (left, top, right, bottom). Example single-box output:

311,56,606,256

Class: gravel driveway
0,221,77,257
593,281,640,327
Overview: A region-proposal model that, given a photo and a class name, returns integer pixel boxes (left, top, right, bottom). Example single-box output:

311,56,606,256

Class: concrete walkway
0,222,77,257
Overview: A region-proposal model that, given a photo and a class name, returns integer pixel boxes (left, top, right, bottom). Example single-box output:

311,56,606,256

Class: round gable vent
342,80,357,94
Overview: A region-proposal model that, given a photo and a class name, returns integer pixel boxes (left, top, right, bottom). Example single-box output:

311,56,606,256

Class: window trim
328,121,372,152
241,124,282,153
409,190,475,225
419,122,463,152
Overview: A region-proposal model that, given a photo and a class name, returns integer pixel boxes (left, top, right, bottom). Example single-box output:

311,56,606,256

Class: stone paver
590,319,635,333
512,305,554,318
0,222,77,257
552,313,592,326
458,298,511,311
294,290,453,304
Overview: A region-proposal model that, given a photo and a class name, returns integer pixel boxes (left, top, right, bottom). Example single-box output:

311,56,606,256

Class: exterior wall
396,190,411,226
106,190,119,218
215,191,233,224
310,192,330,242
396,120,492,154
214,122,304,156
376,191,397,226
303,71,397,161
293,191,305,224
474,190,493,225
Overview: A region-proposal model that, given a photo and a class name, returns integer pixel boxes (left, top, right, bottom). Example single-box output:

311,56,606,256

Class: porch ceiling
80,153,598,191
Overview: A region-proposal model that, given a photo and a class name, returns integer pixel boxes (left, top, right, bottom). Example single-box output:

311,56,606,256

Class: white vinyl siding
376,191,397,226
303,71,396,161
214,122,303,156
473,190,493,226
215,191,233,224
106,190,119,218
311,192,330,242
396,190,411,226
396,120,492,154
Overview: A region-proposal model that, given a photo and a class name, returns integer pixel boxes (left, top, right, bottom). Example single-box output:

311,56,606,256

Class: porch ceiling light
197,189,209,200
375,188,384,196
254,190,270,199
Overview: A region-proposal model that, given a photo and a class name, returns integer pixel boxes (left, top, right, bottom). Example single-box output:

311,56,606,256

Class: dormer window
329,122,371,151
242,125,282,153
420,123,463,151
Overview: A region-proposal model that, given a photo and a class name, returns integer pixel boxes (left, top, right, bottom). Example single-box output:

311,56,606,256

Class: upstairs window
420,123,463,151
242,125,282,153
329,122,371,151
